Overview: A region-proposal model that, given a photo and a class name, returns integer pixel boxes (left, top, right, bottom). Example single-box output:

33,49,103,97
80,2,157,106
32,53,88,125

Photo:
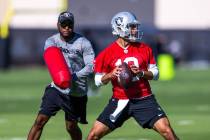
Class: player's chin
61,32,71,37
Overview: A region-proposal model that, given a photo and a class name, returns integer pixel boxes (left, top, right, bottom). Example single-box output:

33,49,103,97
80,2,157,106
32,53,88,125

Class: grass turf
0,67,210,140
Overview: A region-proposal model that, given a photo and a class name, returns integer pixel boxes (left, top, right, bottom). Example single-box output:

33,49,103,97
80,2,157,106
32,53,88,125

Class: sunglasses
59,21,73,28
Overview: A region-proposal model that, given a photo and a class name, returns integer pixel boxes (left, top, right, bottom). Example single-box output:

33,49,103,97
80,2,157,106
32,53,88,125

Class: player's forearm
101,73,112,85
141,71,153,80
76,52,95,78
148,64,159,80
94,73,112,86
75,64,94,78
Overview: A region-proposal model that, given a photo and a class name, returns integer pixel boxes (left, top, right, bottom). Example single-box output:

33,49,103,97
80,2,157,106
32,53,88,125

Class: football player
27,11,95,140
87,12,179,140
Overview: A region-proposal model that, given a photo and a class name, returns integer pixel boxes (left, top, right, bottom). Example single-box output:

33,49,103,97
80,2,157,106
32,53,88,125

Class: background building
1,0,210,68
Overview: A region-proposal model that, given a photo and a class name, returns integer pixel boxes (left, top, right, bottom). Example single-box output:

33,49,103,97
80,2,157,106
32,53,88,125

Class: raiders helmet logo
63,12,71,17
115,17,124,26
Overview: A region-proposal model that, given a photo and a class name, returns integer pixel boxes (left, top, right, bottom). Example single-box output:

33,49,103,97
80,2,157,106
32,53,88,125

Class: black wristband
137,71,144,78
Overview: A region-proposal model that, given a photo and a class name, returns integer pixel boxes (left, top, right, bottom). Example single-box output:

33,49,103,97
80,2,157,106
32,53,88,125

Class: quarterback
87,12,179,140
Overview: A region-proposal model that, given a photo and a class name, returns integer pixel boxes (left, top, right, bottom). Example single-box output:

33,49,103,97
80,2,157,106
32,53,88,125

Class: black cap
58,11,74,25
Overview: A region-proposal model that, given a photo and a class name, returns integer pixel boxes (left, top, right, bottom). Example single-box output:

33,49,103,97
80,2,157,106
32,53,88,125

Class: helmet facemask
126,22,143,42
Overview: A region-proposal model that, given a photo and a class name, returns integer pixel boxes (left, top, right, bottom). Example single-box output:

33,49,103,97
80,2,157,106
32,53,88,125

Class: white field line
177,120,194,126
195,105,210,111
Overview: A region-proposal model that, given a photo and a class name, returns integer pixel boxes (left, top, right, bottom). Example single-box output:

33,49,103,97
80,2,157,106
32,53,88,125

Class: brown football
118,62,133,89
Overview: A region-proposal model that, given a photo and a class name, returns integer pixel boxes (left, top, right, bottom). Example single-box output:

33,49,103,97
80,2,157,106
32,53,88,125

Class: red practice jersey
94,41,157,99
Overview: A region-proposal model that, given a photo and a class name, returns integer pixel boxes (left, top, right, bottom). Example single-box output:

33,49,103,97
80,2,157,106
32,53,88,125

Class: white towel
110,99,129,122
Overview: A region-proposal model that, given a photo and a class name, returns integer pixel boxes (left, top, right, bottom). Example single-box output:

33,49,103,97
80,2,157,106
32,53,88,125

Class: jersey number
115,57,139,81
115,57,139,67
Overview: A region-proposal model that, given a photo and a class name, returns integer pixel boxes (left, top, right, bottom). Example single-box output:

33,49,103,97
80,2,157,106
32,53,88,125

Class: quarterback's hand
130,65,144,79
101,66,122,85
130,65,141,75
101,66,122,84
108,66,122,80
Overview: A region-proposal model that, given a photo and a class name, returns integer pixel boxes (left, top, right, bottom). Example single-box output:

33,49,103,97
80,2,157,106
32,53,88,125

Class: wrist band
137,71,144,78
141,71,144,77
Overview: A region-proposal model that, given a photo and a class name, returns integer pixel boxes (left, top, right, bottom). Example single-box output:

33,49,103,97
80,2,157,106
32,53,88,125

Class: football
118,62,133,89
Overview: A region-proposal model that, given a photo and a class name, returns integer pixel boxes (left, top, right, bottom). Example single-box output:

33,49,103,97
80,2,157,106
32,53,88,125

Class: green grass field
0,67,210,140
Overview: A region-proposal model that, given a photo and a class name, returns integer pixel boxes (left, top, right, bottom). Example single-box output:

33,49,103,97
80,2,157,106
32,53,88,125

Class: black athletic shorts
97,95,166,130
39,85,88,124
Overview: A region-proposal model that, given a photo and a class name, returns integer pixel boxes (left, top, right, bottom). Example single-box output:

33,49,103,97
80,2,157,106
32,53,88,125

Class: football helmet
111,12,143,42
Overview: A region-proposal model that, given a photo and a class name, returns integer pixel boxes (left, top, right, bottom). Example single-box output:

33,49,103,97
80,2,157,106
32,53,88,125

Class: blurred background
1,0,210,68
0,0,210,140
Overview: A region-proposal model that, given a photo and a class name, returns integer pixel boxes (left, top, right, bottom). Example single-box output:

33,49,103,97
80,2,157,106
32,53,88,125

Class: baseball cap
58,11,74,25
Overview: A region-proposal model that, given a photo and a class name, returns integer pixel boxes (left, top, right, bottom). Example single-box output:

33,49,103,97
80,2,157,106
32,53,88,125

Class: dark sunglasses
59,21,73,28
